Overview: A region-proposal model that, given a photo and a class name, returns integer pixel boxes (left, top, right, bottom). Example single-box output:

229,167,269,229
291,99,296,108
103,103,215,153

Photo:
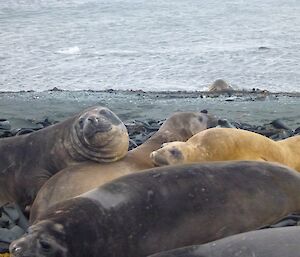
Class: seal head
10,220,67,257
150,142,188,166
68,106,129,162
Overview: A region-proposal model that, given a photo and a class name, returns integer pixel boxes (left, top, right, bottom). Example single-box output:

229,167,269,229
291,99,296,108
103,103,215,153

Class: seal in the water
29,111,218,222
10,161,300,257
0,106,128,212
150,127,300,171
146,226,300,257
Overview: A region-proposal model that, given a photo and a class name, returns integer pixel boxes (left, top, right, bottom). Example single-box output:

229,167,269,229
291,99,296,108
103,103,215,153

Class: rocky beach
1,89,300,254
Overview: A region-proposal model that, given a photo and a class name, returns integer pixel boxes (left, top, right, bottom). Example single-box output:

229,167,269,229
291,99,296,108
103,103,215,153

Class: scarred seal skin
146,226,300,257
29,111,218,222
150,127,300,171
11,161,300,257
0,106,128,212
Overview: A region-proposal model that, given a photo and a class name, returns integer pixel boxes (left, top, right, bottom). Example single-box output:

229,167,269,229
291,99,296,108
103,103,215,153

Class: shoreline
0,90,300,129
1,88,300,98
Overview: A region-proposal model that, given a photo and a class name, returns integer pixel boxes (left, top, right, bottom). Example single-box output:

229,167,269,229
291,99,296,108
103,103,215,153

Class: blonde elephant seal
150,127,300,171
29,111,218,222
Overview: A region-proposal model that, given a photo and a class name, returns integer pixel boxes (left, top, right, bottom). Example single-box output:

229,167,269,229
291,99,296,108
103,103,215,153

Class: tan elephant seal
29,111,218,222
11,161,300,257
150,127,300,171
208,79,233,92
0,106,128,212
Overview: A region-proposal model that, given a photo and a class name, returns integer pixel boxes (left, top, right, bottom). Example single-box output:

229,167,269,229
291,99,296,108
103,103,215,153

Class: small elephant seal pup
0,106,128,212
147,226,300,257
30,111,217,222
11,161,300,257
151,127,300,171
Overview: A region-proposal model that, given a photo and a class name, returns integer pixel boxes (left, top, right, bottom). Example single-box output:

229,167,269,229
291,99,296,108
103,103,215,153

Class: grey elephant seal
11,161,300,257
0,106,128,212
147,226,300,257
30,111,217,222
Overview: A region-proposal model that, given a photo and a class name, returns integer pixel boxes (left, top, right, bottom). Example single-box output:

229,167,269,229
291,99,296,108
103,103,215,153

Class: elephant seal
10,161,300,257
30,111,217,222
147,226,300,257
151,127,300,171
0,106,128,212
208,79,233,92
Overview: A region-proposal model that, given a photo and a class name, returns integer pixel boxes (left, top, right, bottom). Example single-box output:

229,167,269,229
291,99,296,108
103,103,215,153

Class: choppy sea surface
0,0,299,92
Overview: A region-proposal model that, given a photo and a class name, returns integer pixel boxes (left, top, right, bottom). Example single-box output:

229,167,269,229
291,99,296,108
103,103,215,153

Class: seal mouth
150,151,170,166
87,116,113,132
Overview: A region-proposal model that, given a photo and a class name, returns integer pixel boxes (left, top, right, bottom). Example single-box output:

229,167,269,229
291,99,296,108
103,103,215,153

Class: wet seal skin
30,111,218,222
12,161,300,257
147,226,300,257
150,127,300,171
0,106,128,212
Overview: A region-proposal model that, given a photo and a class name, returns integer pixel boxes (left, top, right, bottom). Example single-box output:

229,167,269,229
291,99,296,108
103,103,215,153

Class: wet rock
265,214,300,229
218,119,236,128
270,119,292,130
125,119,163,150
0,203,28,252
0,119,10,131
49,87,63,92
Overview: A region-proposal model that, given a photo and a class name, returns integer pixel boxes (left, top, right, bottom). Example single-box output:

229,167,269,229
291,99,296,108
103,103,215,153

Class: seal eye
169,148,183,159
99,109,109,116
78,118,85,129
99,109,121,125
39,239,52,252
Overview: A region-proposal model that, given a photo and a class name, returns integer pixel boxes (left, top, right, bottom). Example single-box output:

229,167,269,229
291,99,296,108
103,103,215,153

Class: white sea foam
56,46,80,55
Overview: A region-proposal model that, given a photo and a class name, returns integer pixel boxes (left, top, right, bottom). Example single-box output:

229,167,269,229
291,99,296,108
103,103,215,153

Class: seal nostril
10,245,22,254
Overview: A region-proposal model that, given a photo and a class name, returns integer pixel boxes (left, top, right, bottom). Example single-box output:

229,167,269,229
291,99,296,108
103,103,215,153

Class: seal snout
150,151,170,166
10,241,26,257
87,116,112,133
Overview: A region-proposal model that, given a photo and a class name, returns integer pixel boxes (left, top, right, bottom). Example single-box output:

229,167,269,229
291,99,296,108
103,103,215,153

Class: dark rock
49,87,63,92
0,119,11,130
218,119,236,128
10,128,36,136
270,119,292,130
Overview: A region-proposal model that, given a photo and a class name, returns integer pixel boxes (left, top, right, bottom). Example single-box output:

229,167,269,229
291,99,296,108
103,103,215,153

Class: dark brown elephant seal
0,106,128,212
30,111,217,222
147,226,300,257
11,161,300,257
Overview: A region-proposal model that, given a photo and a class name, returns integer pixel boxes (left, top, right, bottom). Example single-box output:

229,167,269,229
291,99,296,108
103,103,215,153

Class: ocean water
0,0,299,92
